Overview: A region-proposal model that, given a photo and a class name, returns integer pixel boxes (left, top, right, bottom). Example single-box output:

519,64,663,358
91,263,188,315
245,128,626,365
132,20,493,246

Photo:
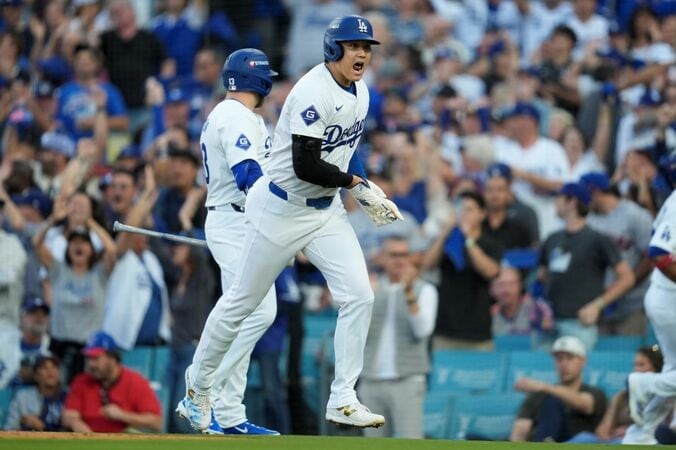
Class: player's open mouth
353,62,364,73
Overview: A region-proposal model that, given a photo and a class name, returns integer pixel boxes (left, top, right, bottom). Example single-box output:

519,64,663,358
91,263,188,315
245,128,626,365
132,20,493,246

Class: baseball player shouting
176,48,280,435
623,153,676,445
180,15,402,431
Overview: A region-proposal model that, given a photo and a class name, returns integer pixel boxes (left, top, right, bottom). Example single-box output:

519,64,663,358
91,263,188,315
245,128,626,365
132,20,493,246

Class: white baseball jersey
649,190,676,290
201,99,271,208
266,63,369,198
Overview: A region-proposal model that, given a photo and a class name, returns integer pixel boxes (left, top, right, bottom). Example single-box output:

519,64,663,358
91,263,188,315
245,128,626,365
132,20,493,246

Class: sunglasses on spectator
387,252,410,258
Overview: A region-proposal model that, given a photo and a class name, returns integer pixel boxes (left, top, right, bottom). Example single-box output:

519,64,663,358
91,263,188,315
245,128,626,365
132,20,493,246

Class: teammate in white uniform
175,48,280,435
180,15,403,431
623,154,676,445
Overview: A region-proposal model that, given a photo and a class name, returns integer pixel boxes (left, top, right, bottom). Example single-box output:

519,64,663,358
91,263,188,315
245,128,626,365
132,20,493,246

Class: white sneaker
176,390,212,431
622,424,658,445
326,402,385,428
175,367,212,431
628,372,654,426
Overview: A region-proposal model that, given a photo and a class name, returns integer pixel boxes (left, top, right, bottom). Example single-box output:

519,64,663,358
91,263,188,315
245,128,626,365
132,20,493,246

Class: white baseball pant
190,176,374,408
202,208,277,429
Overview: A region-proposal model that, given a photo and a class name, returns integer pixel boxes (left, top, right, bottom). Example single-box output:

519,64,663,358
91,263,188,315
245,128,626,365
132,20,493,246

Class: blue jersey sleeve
231,159,263,193
347,150,367,180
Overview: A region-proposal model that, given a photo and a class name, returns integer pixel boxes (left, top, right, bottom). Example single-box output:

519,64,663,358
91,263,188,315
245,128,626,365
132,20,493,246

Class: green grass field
0,434,671,450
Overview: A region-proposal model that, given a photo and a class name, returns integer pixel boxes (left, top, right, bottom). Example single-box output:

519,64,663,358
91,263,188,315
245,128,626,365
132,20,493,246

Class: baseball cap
0,0,22,7
580,172,610,191
507,101,540,122
34,79,55,98
23,296,50,314
117,144,142,160
33,354,60,371
559,182,591,206
486,162,512,182
40,131,76,158
551,335,587,358
11,188,53,219
488,40,507,58
82,331,118,357
166,86,190,104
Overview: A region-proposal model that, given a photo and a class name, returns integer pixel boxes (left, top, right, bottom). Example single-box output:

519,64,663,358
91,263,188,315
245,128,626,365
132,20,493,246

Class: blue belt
268,181,334,210
207,204,245,213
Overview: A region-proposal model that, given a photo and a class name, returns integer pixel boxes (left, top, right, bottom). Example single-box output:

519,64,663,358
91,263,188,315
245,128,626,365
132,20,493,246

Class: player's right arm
291,134,359,188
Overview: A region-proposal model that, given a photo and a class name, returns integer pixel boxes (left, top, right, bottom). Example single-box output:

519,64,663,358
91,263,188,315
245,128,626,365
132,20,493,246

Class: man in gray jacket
4,355,66,431
358,236,438,438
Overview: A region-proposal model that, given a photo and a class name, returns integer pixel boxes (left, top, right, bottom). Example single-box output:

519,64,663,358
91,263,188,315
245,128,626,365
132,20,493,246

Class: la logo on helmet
357,18,368,33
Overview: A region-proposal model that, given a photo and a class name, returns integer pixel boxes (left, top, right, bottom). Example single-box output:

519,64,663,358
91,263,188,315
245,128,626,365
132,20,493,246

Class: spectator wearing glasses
62,331,161,433
360,236,438,438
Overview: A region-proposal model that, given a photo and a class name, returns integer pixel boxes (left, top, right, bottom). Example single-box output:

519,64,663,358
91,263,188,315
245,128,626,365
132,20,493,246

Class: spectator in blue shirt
55,44,128,142
150,0,204,77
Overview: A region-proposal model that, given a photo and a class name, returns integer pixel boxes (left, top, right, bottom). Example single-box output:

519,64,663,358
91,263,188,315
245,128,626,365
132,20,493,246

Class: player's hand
102,404,127,422
21,415,45,431
578,301,601,326
514,377,545,393
349,179,404,227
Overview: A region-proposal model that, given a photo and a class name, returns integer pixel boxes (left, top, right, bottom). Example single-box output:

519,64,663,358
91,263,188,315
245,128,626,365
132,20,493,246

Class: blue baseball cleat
203,411,280,435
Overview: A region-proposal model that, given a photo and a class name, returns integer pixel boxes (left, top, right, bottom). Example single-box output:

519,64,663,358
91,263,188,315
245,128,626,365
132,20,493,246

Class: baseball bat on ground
112,221,208,248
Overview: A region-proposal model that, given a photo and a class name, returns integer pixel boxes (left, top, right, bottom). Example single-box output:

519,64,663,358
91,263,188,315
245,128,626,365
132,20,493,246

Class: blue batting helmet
222,48,278,97
324,15,380,62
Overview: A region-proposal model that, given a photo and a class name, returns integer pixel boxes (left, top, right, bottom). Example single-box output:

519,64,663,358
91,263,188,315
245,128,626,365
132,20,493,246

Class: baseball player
623,153,676,445
180,15,403,431
175,48,280,435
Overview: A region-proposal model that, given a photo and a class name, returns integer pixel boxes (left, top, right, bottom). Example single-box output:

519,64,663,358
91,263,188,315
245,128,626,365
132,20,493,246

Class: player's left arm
648,219,676,282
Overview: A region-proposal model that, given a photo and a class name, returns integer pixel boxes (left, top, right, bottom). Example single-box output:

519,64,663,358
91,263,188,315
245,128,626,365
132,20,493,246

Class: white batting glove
349,180,404,226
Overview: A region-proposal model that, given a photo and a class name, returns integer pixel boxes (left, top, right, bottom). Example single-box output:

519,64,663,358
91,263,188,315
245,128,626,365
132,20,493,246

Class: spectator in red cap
62,331,162,433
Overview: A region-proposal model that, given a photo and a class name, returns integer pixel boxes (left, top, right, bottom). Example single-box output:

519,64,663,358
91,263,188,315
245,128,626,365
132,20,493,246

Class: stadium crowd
0,0,674,442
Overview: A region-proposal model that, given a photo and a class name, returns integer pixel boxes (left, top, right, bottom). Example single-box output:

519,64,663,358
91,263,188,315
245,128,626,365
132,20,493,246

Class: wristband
465,237,476,249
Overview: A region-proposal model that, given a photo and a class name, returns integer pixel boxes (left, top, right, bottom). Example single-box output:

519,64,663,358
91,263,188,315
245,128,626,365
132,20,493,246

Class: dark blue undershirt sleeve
231,159,263,193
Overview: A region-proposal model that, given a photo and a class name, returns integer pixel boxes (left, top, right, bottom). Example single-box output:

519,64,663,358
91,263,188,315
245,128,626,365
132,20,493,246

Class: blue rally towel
443,226,466,271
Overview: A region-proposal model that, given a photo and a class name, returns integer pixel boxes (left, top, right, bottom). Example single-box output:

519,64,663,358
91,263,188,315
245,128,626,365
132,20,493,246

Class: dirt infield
0,431,210,440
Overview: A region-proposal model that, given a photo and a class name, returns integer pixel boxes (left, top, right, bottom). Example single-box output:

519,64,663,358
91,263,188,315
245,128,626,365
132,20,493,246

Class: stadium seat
494,334,533,351
150,381,170,433
0,388,14,427
643,324,658,347
122,346,153,379
595,335,642,352
423,394,453,439
585,351,634,396
446,393,525,440
504,351,557,392
429,351,507,394
151,346,171,382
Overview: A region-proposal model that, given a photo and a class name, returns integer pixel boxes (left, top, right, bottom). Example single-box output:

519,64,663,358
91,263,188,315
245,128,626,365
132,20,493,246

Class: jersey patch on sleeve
300,105,320,126
235,134,252,151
